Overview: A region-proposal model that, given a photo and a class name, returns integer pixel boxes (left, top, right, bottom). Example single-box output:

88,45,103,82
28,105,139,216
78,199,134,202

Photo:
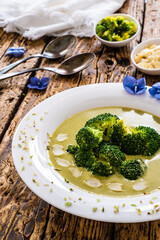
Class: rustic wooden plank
44,207,114,240
0,35,49,140
114,222,150,240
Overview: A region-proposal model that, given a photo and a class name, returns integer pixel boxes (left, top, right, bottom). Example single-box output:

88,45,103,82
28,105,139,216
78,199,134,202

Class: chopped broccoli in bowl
96,15,137,42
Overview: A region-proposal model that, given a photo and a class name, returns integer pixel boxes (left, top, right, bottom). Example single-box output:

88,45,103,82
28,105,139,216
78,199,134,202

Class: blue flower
5,47,26,58
27,77,50,90
123,75,147,95
148,82,160,100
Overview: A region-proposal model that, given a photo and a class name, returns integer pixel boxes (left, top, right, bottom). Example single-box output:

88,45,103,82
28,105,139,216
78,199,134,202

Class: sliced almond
52,144,65,156
56,158,70,167
107,183,123,192
84,178,102,188
69,166,81,177
132,180,147,191
56,134,68,142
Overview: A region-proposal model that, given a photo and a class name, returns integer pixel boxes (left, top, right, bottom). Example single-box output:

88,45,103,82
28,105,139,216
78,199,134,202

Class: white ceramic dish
12,83,160,223
95,14,140,47
131,38,160,75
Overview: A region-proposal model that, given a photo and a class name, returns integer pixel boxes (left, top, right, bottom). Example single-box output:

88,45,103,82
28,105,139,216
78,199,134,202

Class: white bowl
131,38,160,75
95,13,140,48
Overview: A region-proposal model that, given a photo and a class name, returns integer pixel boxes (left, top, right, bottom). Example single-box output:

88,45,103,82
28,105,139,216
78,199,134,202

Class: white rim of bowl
131,38,160,72
94,13,140,44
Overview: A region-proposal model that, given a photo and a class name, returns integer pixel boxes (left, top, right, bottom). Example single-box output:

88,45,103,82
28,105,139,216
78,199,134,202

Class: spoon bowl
57,53,95,75
0,35,77,74
0,53,95,80
44,35,77,59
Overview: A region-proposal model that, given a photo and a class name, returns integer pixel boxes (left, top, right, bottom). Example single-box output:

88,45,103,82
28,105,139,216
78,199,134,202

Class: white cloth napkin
0,0,125,40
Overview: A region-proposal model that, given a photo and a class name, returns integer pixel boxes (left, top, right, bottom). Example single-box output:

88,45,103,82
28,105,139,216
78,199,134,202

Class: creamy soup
48,107,160,197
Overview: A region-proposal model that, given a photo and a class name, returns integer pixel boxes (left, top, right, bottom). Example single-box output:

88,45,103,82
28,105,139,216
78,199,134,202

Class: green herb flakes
136,208,142,215
152,197,158,200
30,135,35,140
47,162,52,167
92,207,97,212
47,132,51,138
21,166,25,171
114,206,119,213
102,207,105,212
32,179,39,186
23,146,29,151
47,146,51,150
65,202,72,207
131,204,137,207
20,130,26,134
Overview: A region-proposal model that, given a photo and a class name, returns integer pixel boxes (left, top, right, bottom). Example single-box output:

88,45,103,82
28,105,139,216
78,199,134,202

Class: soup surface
48,107,160,197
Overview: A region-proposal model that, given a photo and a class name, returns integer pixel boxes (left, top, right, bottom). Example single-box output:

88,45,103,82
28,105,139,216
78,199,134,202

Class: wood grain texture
1,0,160,239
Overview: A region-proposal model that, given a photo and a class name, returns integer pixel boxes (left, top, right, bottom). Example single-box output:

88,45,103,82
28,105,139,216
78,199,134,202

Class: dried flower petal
149,82,160,100
27,77,50,90
5,47,26,58
123,75,147,95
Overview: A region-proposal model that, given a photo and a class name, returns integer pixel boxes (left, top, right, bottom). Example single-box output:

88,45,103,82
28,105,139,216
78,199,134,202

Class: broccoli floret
99,142,126,167
117,159,147,180
85,113,127,146
74,148,96,170
76,126,103,149
96,24,106,38
85,113,119,131
111,33,122,41
66,145,79,154
105,119,127,146
117,20,132,34
102,30,112,41
92,160,114,177
121,126,160,156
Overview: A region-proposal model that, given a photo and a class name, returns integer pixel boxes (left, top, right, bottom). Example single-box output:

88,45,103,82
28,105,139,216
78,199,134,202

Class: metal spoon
0,35,77,74
0,53,95,81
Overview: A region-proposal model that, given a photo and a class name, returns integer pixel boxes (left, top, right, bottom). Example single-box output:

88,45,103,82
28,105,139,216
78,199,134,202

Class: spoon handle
0,54,44,74
0,67,57,81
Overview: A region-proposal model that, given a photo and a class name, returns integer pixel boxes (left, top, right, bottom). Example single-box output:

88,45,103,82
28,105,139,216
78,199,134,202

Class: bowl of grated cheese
131,38,160,75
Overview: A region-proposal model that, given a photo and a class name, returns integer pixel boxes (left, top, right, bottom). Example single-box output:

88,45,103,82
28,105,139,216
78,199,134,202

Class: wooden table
0,0,160,239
